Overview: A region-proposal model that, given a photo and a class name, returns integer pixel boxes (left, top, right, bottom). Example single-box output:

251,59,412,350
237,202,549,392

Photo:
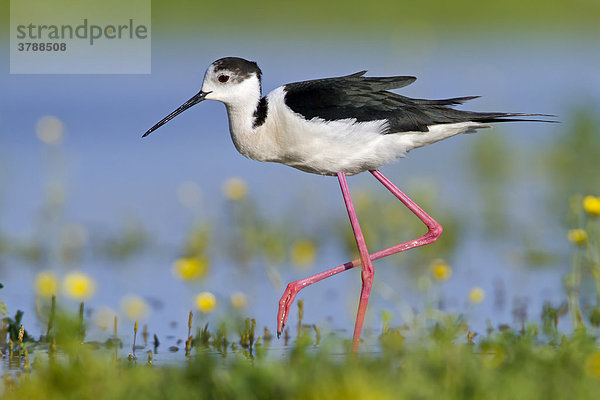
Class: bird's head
143,57,262,138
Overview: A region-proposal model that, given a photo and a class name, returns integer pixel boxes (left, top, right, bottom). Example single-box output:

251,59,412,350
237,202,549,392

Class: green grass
1,312,600,399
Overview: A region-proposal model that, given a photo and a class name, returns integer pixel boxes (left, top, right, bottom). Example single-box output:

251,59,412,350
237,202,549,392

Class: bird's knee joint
429,224,443,240
361,271,374,284
282,282,299,298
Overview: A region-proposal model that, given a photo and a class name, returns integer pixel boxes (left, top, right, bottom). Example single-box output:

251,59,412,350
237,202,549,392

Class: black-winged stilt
143,57,553,351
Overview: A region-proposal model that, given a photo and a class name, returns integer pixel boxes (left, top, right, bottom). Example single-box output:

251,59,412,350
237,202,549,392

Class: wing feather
283,72,553,133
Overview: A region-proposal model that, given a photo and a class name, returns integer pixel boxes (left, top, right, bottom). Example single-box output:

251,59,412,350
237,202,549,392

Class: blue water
1,35,599,359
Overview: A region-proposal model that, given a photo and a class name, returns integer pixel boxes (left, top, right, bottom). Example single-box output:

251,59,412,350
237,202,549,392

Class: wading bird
143,57,552,351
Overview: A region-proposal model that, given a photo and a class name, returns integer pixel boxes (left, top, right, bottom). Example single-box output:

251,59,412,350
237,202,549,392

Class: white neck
203,73,280,161
226,99,260,155
218,76,273,160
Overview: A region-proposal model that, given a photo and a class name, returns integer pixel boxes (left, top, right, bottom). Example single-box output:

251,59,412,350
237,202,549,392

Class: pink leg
276,169,443,347
337,172,375,352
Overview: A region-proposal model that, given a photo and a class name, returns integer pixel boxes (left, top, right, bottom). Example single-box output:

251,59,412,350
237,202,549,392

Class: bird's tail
466,112,557,124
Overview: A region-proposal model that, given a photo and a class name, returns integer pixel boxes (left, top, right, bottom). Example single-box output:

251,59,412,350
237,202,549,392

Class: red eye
218,75,229,83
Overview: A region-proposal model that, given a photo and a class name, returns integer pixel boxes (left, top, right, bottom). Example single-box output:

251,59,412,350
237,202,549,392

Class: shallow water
1,35,599,368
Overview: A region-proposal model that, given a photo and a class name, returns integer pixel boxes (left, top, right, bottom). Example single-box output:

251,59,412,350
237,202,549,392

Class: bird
143,57,553,351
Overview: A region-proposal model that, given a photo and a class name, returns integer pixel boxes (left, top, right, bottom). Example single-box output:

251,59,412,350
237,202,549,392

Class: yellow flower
291,239,317,267
568,229,588,245
583,195,600,217
469,287,485,304
36,115,64,145
120,295,150,321
222,177,247,201
230,292,248,309
63,272,95,300
172,257,209,281
430,259,452,281
35,271,59,298
585,351,600,379
196,292,217,313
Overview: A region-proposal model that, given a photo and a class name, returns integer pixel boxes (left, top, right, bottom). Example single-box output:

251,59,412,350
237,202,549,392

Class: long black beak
142,90,211,137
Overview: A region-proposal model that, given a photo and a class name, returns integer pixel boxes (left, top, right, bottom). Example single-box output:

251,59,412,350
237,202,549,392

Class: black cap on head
212,57,262,81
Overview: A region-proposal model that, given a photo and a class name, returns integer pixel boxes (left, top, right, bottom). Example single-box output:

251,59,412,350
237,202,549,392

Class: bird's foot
276,281,300,338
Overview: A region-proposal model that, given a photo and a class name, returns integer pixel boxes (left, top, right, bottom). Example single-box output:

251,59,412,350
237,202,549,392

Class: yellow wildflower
585,351,600,379
35,271,59,298
63,272,95,300
120,295,150,321
583,196,600,217
36,115,64,145
172,257,209,281
222,177,247,201
196,292,217,313
469,287,485,304
568,229,588,245
230,292,248,309
291,238,317,267
430,259,452,281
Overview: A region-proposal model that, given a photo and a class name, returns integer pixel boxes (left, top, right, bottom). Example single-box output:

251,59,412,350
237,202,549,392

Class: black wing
284,71,553,133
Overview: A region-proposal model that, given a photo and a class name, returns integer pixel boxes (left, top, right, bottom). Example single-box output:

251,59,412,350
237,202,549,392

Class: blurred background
0,0,599,350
